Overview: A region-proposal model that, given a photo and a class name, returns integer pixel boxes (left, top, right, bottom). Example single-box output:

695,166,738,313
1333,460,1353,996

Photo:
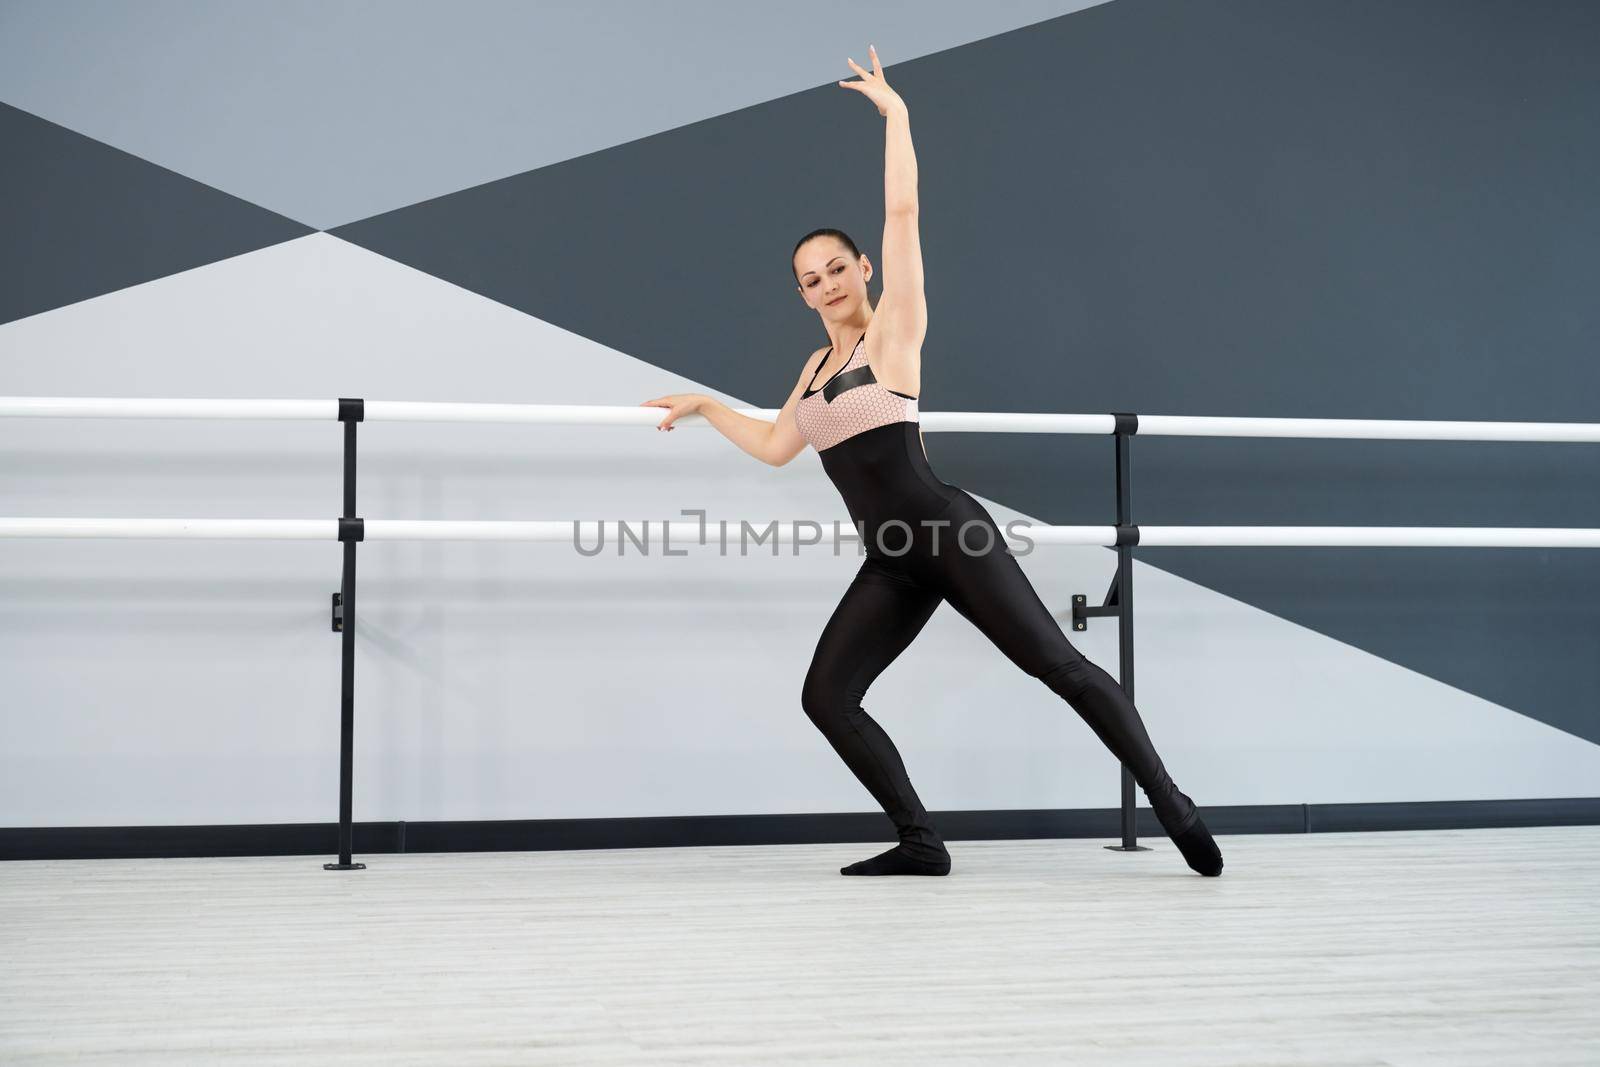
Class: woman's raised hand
838,44,905,117
639,393,706,432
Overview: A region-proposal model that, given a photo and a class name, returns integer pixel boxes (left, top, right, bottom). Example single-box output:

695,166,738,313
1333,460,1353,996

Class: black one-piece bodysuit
792,328,1222,877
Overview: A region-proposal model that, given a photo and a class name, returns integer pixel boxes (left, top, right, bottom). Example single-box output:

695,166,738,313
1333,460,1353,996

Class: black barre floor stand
1070,413,1151,853
326,398,365,871
318,402,1157,869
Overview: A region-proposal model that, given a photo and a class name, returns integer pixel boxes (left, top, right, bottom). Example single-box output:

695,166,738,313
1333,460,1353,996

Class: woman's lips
827,295,846,305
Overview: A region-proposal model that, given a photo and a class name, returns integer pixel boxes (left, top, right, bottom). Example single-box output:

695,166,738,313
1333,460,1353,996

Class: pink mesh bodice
793,332,919,452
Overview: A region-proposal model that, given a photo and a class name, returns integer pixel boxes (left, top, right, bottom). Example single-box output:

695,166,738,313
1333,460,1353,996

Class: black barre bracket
332,518,365,632
1072,527,1138,631
1073,564,1122,632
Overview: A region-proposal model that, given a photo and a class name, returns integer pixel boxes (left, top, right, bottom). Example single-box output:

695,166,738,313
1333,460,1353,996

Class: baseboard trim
4,797,1598,861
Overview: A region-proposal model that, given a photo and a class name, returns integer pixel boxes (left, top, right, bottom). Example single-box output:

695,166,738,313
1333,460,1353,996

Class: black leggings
801,488,1197,855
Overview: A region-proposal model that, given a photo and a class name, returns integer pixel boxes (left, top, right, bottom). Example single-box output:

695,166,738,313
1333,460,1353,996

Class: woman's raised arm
840,46,926,390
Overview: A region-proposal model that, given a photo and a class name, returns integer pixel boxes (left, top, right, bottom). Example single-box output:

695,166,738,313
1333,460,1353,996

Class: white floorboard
2,826,1598,1065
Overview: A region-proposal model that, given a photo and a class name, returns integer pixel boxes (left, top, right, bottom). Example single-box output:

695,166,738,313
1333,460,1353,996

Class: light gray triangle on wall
0,0,1111,230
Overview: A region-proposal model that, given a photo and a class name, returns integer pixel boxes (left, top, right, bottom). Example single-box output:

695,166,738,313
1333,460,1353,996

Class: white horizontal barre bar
7,396,1597,442
917,412,1116,434
1134,526,1600,547
0,518,337,538
364,520,756,542
0,518,864,543
3,518,1598,548
363,401,742,425
1136,414,1600,442
0,397,338,420
1017,526,1600,547
0,397,1109,433
366,404,1113,434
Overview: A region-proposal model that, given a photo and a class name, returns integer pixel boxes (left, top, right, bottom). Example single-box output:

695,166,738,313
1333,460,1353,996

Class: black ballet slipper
1168,810,1223,877
1148,781,1224,877
840,841,952,876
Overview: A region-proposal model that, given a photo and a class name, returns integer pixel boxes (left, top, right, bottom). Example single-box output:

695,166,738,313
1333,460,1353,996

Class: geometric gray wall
3,0,1596,831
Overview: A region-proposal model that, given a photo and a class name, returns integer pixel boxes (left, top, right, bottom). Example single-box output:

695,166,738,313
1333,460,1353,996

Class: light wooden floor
3,826,1597,1065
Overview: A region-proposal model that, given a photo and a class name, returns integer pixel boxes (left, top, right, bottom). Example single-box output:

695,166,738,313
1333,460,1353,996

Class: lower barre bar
0,518,336,539
2,518,1598,548
1134,526,1600,548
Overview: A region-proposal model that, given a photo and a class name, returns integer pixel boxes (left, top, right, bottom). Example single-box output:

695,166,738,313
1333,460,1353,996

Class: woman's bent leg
803,556,949,875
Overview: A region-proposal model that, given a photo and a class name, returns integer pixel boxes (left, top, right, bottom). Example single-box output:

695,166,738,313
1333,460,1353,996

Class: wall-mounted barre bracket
331,518,363,634
1071,568,1124,631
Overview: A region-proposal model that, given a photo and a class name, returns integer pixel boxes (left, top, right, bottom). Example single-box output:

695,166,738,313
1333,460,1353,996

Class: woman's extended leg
917,491,1223,876
803,556,950,876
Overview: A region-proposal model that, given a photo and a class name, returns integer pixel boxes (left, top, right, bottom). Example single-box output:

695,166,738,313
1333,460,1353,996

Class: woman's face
794,239,871,319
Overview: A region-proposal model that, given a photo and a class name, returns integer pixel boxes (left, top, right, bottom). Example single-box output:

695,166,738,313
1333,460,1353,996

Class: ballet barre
5,395,1600,442
4,393,1597,866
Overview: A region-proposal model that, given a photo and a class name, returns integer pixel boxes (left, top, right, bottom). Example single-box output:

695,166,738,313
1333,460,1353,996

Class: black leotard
793,328,1221,876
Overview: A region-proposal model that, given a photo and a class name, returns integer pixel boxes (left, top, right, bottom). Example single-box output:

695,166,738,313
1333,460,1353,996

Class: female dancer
642,46,1222,879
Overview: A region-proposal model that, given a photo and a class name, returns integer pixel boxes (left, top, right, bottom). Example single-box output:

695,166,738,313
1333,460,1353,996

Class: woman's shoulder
793,345,829,392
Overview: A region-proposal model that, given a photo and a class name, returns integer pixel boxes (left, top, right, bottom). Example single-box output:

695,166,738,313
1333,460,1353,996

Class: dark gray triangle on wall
0,102,313,325
333,0,1600,745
